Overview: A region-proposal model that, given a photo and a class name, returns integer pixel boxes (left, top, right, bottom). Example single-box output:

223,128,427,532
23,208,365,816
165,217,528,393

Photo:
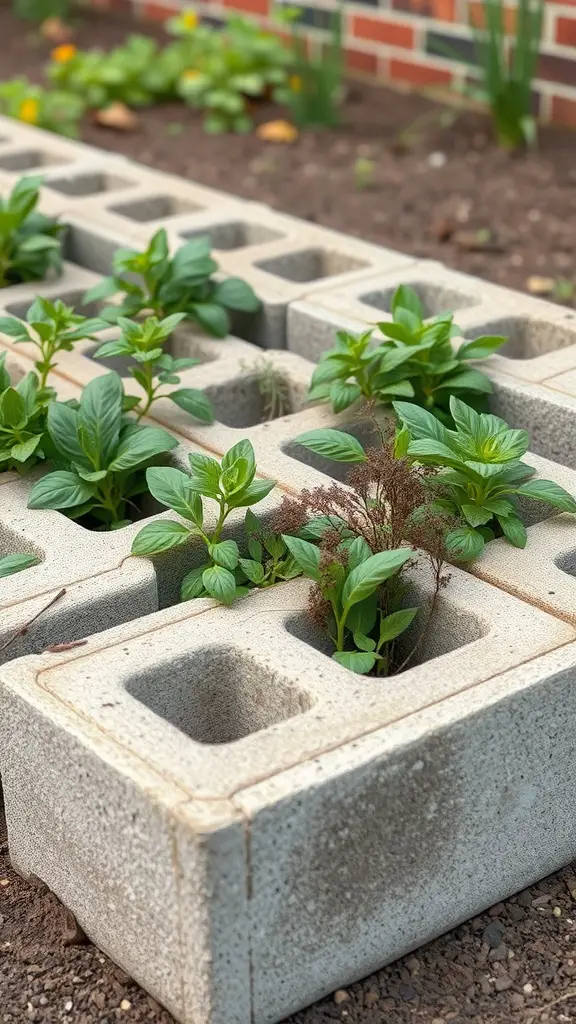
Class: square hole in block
125,645,312,744
0,524,44,566
83,325,218,377
359,282,479,318
464,317,576,361
283,420,381,483
179,221,285,251
256,248,370,284
555,550,576,579
44,170,135,197
109,195,203,223
286,580,488,674
4,289,103,321
63,225,121,276
207,369,298,427
0,150,69,171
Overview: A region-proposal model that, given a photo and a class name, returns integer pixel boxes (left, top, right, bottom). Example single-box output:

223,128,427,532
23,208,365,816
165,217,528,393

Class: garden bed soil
0,5,575,302
4,795,576,1023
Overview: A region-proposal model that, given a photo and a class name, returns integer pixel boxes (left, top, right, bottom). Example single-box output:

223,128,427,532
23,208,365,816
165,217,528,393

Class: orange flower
18,99,39,124
182,10,199,29
51,43,77,63
256,119,298,143
289,74,302,92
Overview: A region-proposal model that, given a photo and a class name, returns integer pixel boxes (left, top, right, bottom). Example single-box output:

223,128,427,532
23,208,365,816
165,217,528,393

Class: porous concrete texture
3,114,576,1024
0,573,573,1022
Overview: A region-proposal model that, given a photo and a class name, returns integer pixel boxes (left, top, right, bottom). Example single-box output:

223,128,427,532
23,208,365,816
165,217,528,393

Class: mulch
2,6,576,1022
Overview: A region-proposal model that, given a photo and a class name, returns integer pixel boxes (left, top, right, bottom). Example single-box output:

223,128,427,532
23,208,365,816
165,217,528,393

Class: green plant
0,354,51,474
438,0,543,149
308,285,506,424
175,14,293,133
0,297,109,390
0,553,40,578
85,229,260,338
273,423,452,674
92,313,214,424
131,439,276,603
0,78,84,138
282,2,344,129
27,372,178,529
393,395,576,560
241,356,293,421
353,157,376,191
0,176,64,289
240,508,301,587
12,0,69,21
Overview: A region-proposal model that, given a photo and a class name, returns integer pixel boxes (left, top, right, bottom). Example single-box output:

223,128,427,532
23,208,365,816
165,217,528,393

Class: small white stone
428,151,447,168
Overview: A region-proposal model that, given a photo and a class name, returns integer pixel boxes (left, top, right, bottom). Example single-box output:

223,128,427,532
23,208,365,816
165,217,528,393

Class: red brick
392,0,455,20
223,0,269,14
551,94,576,127
352,14,414,49
345,48,378,75
556,15,576,45
469,0,516,32
141,1,177,20
389,56,452,85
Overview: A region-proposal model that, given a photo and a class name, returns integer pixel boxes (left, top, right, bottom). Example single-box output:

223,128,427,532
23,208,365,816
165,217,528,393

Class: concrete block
0,572,572,1021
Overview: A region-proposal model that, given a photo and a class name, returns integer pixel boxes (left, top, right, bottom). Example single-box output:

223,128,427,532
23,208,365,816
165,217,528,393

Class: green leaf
346,536,373,570
0,316,29,339
0,553,39,578
47,402,86,466
238,557,266,585
393,401,450,443
188,452,222,495
329,380,362,413
227,478,275,508
78,372,123,468
209,539,239,570
445,525,485,562
28,471,96,510
498,514,527,547
131,519,191,556
192,302,230,338
346,594,378,637
435,369,492,393
378,607,418,644
145,467,203,526
332,650,376,674
391,284,423,322
202,564,237,604
180,564,208,601
516,478,576,513
352,632,376,652
282,535,321,580
213,277,260,313
0,388,25,429
461,503,494,528
108,426,177,472
458,335,506,360
294,428,367,463
10,435,42,463
342,549,412,610
169,388,214,423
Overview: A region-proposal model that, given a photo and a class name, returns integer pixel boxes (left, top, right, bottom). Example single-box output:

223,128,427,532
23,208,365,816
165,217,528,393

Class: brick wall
97,0,576,127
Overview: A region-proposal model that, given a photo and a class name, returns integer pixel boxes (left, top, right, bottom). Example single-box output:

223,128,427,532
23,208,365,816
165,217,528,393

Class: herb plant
242,356,293,421
0,553,40,578
92,314,214,424
85,229,260,338
240,508,301,587
0,354,50,474
274,423,452,675
131,439,276,604
0,78,84,137
28,372,178,529
393,396,576,560
0,297,109,390
0,176,64,288
282,2,344,129
308,285,506,424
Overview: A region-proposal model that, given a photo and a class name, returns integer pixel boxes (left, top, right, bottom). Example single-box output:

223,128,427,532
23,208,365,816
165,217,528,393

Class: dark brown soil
0,4,575,301
4,795,576,1024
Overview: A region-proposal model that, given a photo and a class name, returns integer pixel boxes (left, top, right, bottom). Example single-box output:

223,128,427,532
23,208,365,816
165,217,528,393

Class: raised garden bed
1,115,576,1024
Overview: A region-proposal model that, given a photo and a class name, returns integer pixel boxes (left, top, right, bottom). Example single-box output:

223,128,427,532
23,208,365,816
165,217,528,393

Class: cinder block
0,573,572,1022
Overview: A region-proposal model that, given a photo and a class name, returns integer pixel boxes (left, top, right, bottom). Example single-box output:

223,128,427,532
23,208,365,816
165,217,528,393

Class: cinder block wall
91,0,576,128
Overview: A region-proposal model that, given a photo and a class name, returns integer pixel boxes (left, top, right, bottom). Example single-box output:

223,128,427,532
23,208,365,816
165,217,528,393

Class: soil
4,793,576,1024
2,7,576,1022
0,5,575,302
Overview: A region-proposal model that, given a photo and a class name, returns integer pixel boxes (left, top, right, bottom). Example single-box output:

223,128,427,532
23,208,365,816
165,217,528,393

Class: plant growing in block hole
28,372,178,529
274,423,453,675
394,396,576,560
308,285,506,425
0,296,110,390
0,176,65,288
93,313,214,424
85,229,260,339
131,439,278,604
0,354,51,474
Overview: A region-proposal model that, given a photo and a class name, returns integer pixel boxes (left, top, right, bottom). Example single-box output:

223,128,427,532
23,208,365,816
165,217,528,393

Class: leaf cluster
0,353,50,473
0,175,65,288
0,77,84,138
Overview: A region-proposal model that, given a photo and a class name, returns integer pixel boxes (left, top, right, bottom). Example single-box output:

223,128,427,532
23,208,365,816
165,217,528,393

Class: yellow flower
289,74,302,92
182,69,201,81
182,10,199,29
18,98,39,124
51,43,77,63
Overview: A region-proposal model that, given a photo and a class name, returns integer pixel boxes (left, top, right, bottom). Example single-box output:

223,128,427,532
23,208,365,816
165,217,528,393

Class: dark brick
537,52,576,87
297,5,338,29
426,30,477,63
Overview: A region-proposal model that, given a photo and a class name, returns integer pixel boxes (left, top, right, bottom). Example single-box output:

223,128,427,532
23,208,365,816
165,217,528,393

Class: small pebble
523,982,534,994
120,1000,131,1011
334,990,349,1005
510,993,525,1009
428,151,447,169
495,976,513,992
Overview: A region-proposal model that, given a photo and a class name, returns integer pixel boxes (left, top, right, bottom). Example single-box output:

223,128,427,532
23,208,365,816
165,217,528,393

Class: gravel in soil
3,795,576,1023
0,6,574,301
